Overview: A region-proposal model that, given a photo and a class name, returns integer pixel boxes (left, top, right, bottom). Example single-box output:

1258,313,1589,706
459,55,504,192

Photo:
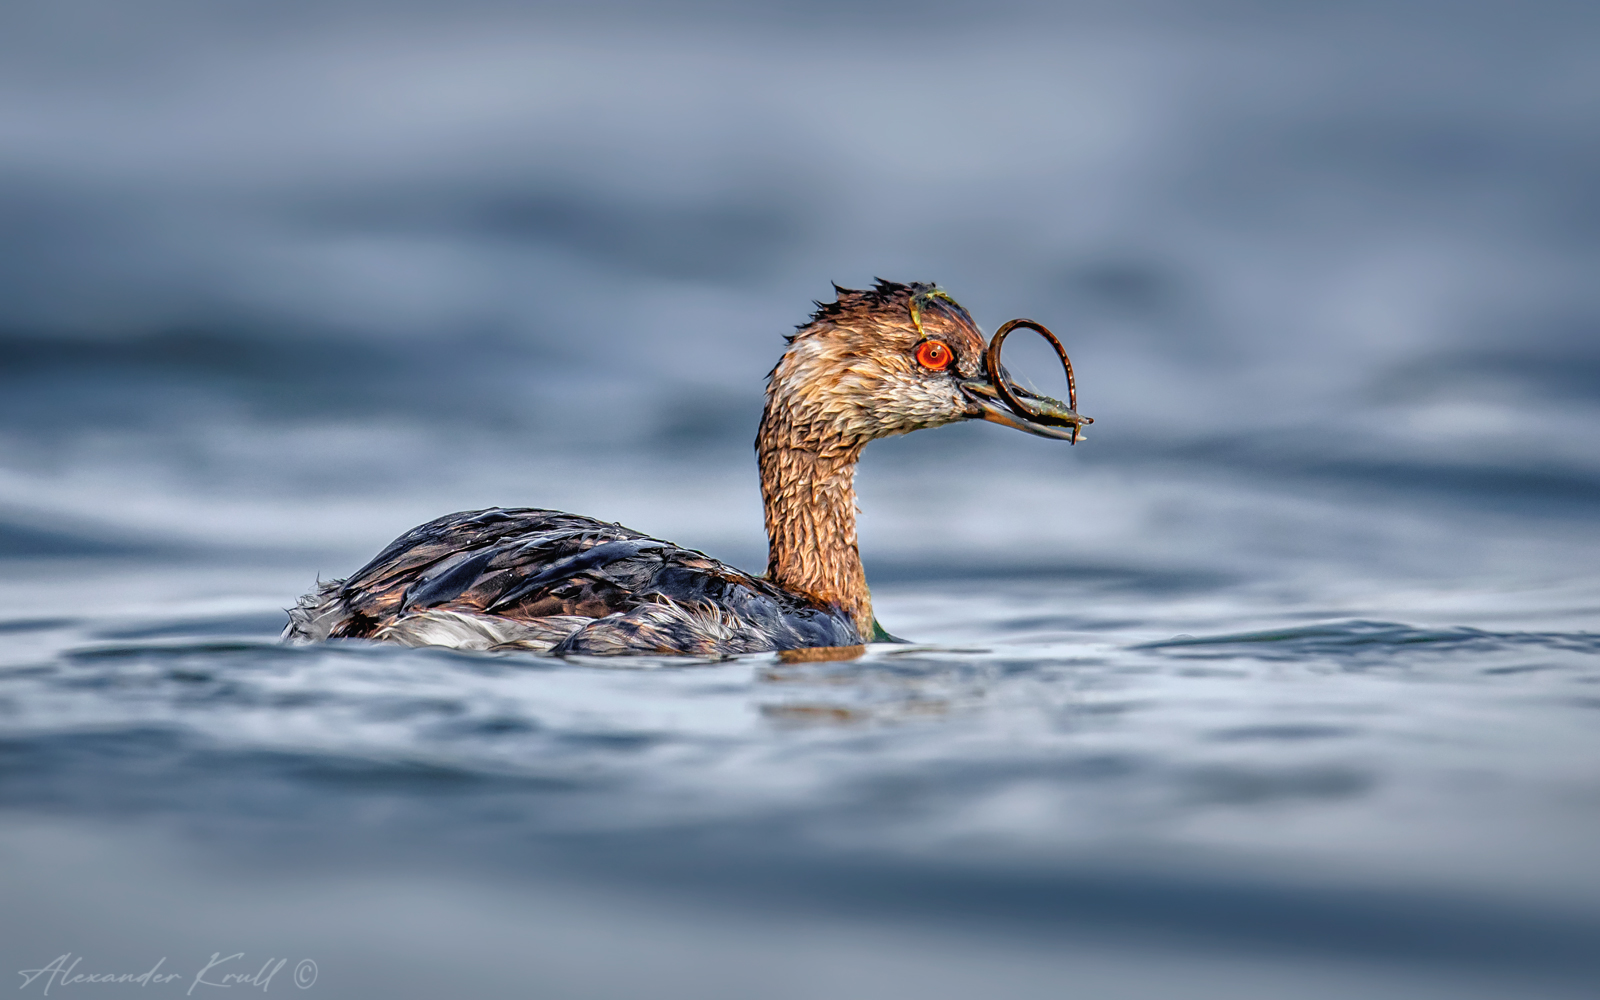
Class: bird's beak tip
959,378,1089,442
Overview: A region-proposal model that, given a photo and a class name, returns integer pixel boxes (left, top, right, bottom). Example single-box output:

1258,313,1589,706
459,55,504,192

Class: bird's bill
959,378,1091,442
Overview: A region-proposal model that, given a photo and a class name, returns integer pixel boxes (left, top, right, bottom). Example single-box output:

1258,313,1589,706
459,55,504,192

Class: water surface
2,2,1599,997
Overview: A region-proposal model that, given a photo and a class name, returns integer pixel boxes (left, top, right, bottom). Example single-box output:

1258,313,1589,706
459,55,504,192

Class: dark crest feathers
790,278,973,342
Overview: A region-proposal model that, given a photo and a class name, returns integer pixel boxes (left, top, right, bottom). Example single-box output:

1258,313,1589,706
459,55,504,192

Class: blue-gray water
3,2,1599,998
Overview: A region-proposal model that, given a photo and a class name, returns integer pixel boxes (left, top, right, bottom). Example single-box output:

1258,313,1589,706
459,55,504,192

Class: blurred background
1,1,1598,998
3,0,1596,579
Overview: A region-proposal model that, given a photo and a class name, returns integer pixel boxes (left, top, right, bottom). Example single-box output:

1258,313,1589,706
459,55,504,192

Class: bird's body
284,280,1087,655
285,507,862,654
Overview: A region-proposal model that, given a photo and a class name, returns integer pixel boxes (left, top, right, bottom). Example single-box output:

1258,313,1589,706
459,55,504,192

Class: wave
1137,619,1600,657
0,509,195,558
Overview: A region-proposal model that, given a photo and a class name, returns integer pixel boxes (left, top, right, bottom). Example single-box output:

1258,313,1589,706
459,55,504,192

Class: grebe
283,280,1089,655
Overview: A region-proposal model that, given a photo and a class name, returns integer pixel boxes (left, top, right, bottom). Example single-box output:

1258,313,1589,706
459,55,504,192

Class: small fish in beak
960,319,1093,442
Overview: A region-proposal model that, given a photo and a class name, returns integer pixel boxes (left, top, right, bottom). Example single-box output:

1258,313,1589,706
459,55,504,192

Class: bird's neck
756,409,872,641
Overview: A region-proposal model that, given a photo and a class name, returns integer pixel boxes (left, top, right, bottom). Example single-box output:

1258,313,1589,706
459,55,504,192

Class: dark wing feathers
486,538,668,611
319,507,860,653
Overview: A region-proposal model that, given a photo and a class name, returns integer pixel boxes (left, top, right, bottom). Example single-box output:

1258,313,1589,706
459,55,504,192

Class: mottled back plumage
285,508,861,654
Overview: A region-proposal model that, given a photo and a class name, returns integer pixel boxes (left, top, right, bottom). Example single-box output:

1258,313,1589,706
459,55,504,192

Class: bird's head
764,279,1088,449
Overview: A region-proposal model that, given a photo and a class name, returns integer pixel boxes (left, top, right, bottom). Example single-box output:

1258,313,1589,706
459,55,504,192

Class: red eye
915,340,953,371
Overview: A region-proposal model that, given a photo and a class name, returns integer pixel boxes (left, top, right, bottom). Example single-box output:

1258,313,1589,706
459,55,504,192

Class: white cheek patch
871,372,965,433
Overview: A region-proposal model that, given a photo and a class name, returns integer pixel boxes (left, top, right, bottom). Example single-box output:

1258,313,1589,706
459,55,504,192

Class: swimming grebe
283,280,1088,655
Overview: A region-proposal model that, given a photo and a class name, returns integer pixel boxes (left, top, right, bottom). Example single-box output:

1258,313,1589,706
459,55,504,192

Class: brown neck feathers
756,407,872,640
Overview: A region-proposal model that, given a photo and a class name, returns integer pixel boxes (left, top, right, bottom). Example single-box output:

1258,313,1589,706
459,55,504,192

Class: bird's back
283,508,861,655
